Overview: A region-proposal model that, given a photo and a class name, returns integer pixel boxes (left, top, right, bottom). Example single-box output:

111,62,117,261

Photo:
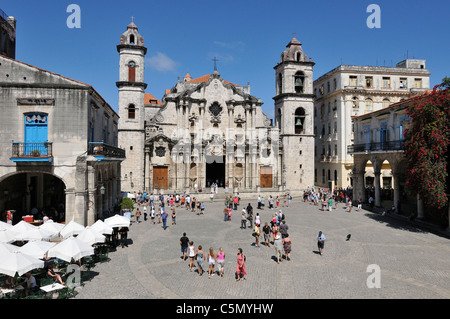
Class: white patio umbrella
0,242,19,256
60,220,85,239
39,220,65,235
90,219,113,235
47,236,94,262
0,221,12,230
0,229,19,243
76,227,105,246
0,251,45,277
104,214,130,228
14,227,57,241
18,240,56,259
10,220,37,233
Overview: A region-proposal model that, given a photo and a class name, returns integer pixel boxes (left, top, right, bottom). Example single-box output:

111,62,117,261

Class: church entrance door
206,156,225,188
260,166,273,188
153,166,168,190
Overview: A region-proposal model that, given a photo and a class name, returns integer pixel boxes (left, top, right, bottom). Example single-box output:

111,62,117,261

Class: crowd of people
130,190,329,282
179,232,247,281
301,186,360,213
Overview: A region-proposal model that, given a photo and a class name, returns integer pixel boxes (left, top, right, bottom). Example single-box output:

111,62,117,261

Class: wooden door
153,166,168,190
260,166,272,188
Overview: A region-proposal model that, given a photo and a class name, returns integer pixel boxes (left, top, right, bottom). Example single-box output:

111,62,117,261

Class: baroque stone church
117,22,315,194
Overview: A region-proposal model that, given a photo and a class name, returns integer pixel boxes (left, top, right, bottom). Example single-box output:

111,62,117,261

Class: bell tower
273,36,315,189
117,20,147,192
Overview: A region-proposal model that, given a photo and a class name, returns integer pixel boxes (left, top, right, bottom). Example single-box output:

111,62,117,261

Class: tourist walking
135,208,141,223
196,245,205,276
240,209,247,229
223,207,229,222
207,247,216,278
119,226,129,248
161,209,168,230
255,212,261,228
216,247,226,277
253,223,261,247
246,203,253,228
151,205,155,224
317,231,326,256
235,248,247,281
274,232,283,263
143,205,147,221
262,222,271,247
180,232,189,261
280,220,289,238
357,198,362,211
188,241,196,271
171,206,176,225
282,233,292,261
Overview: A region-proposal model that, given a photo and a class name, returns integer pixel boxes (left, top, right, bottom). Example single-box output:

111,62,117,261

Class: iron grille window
209,102,222,117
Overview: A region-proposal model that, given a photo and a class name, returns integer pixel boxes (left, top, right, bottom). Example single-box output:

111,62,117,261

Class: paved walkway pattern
74,198,450,299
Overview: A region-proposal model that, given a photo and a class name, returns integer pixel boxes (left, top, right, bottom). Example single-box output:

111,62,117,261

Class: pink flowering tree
404,78,449,211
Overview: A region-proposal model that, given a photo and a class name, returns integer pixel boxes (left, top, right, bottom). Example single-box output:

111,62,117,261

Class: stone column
352,168,366,203
417,194,424,219
374,171,381,207
144,146,150,192
392,171,400,211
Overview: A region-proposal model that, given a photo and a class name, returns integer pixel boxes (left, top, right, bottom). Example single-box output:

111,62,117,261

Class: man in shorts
180,232,189,261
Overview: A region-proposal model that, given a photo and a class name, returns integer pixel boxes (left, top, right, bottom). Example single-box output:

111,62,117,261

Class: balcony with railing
88,142,126,161
347,140,404,154
10,142,53,162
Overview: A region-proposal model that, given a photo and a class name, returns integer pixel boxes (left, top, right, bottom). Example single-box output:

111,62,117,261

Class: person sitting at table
1,276,15,289
18,272,38,296
47,263,65,285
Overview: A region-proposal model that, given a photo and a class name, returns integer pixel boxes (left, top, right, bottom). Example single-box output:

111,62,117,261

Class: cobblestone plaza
74,197,450,299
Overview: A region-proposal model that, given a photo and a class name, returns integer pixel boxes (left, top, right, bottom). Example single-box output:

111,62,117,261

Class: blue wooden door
24,114,48,155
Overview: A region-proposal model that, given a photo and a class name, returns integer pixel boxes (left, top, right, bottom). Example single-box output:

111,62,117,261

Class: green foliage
120,196,134,211
404,78,450,210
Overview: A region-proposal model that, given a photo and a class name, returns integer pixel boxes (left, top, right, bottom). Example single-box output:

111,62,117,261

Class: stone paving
74,197,450,299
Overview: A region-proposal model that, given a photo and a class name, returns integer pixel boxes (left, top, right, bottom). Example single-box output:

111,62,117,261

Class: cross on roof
212,56,219,71
131,16,135,23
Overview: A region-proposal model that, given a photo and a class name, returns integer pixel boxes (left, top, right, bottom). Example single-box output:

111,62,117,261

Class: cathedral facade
117,22,314,195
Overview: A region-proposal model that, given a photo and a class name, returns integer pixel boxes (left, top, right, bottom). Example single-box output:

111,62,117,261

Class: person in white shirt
20,271,38,296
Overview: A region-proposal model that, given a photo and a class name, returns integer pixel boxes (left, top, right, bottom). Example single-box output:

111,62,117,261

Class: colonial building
0,9,15,59
117,22,315,195
0,53,125,226
348,98,411,210
313,60,430,190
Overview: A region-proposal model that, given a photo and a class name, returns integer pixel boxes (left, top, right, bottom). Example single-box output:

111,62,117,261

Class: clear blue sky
3,0,449,118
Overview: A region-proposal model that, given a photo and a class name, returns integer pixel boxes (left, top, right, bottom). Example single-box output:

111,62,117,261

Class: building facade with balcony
348,97,418,214
0,54,125,226
313,59,430,190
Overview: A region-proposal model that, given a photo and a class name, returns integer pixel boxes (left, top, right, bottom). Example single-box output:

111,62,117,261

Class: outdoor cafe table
40,283,65,293
1,285,23,298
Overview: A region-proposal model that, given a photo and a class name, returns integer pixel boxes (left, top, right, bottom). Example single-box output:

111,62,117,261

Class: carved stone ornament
155,146,166,157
